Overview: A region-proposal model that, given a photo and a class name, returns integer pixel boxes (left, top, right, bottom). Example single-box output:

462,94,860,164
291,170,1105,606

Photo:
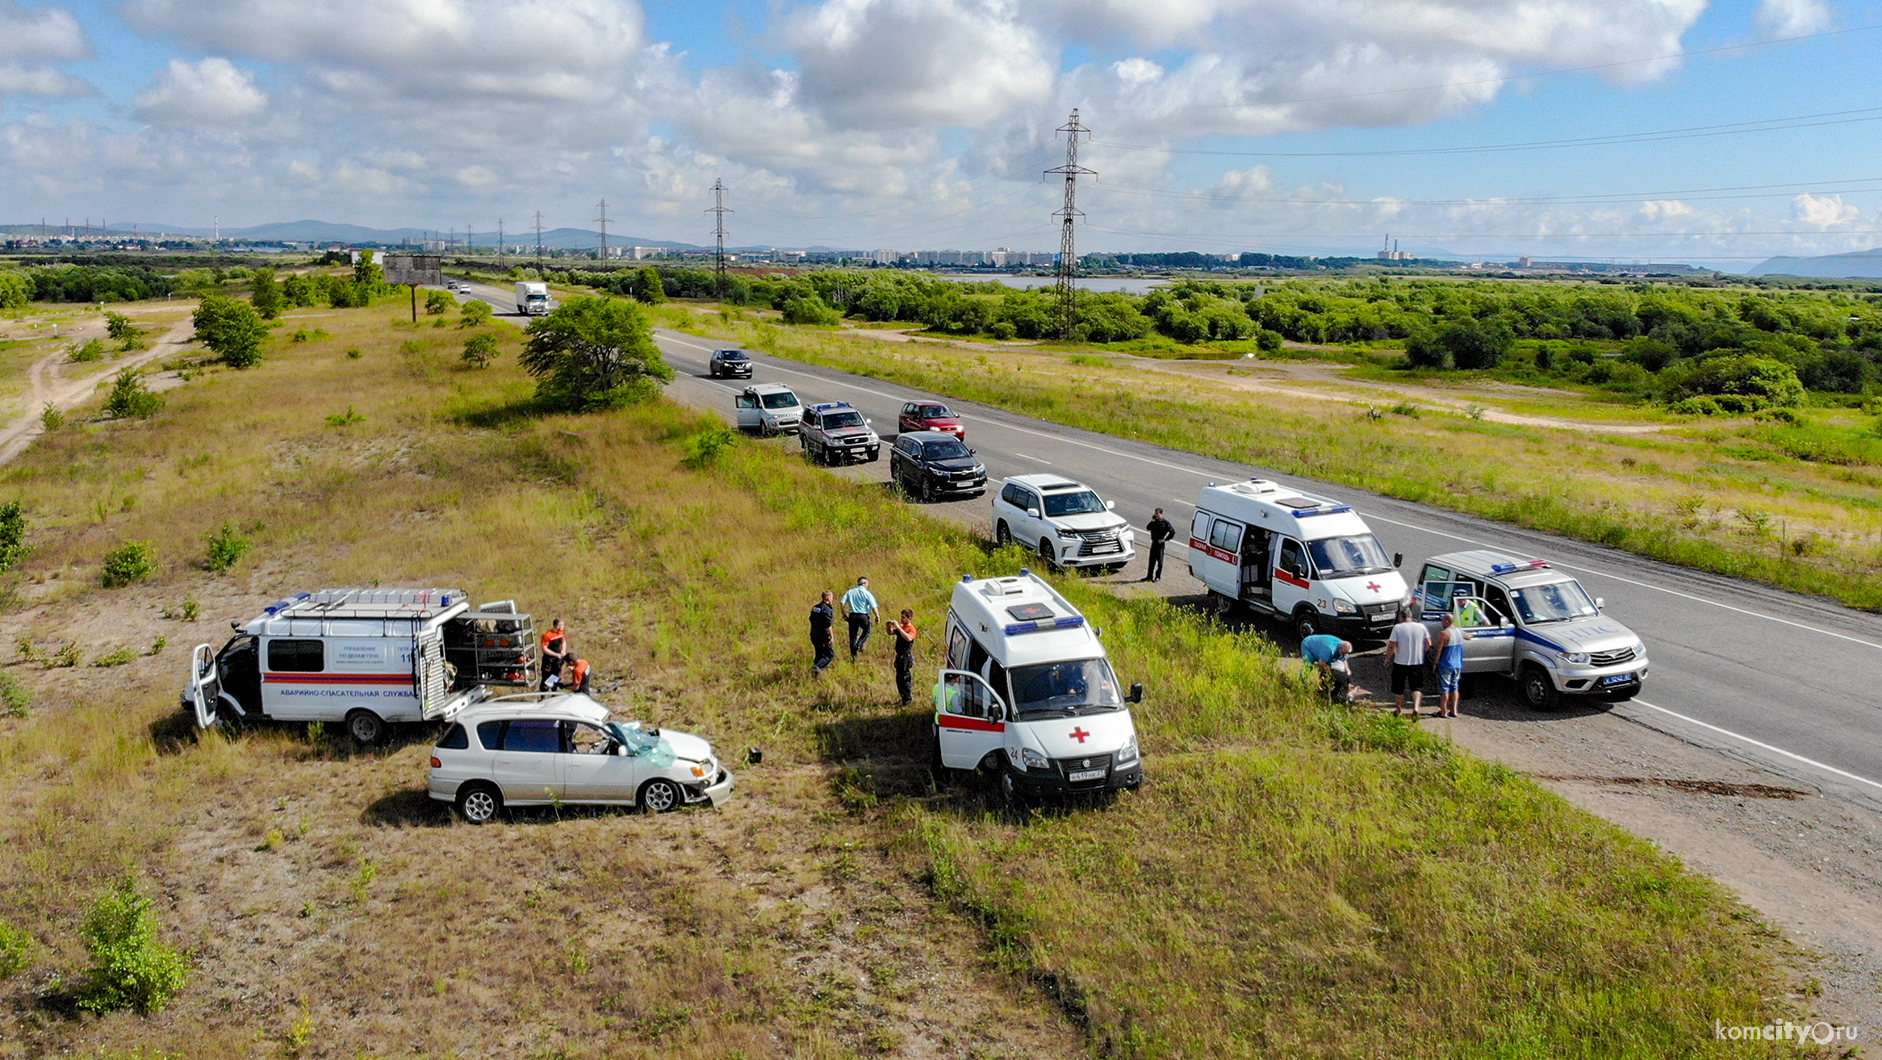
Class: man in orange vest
567,656,592,694
540,618,568,691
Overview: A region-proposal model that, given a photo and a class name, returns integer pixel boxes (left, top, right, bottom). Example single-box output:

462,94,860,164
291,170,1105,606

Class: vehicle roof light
1292,505,1353,517
1002,615,1087,636
1488,559,1551,574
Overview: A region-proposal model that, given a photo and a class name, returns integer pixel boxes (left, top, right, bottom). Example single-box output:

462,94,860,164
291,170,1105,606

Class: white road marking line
1013,453,1051,464
656,330,1882,653
1630,698,1882,794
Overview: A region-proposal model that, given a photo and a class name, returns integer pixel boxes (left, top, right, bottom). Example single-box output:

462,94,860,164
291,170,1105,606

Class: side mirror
1105,499,1117,510
968,447,977,455
864,418,872,426
1393,552,1404,568
1497,617,1508,628
1027,508,1041,518
1595,597,1605,609
614,744,629,757
1127,683,1145,704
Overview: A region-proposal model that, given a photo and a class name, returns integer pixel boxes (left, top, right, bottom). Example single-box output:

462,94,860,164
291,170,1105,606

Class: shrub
250,267,284,320
1255,328,1283,352
324,405,365,427
203,523,251,572
781,295,840,326
92,645,139,668
679,426,737,469
634,266,666,304
461,331,500,368
105,368,164,419
192,294,268,368
40,403,63,431
100,540,156,587
0,673,28,718
1441,316,1515,370
988,320,1017,340
70,338,106,363
105,311,142,346
1669,396,1722,416
0,918,29,978
75,878,188,1015
424,289,453,315
1664,355,1803,410
0,500,24,572
519,296,674,411
458,299,491,328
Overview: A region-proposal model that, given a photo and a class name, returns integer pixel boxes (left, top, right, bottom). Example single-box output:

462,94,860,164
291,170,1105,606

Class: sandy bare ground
1131,356,1670,434
0,316,197,464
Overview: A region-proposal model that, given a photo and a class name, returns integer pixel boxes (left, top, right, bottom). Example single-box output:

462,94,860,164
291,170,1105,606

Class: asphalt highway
454,277,1882,811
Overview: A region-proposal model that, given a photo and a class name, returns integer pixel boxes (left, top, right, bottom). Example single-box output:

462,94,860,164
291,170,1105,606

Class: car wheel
995,521,1012,547
1292,608,1320,641
1519,665,1560,711
455,783,503,825
346,709,386,745
919,477,935,503
1040,540,1060,572
639,777,685,813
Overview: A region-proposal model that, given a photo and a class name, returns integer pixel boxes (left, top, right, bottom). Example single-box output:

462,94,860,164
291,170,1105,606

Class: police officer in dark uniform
809,590,836,676
1143,508,1176,582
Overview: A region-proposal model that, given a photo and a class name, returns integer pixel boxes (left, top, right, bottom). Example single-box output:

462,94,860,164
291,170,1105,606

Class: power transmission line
707,179,731,296
595,200,609,260
1086,174,1882,209
1046,109,1095,338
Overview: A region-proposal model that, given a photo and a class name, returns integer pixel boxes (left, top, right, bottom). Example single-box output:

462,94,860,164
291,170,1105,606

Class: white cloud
1793,193,1858,228
0,0,92,98
1755,0,1833,39
133,58,268,125
1639,199,1694,220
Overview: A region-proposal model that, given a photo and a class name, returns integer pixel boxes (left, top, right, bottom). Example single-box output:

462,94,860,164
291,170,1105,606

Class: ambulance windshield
1307,534,1393,578
1008,658,1123,718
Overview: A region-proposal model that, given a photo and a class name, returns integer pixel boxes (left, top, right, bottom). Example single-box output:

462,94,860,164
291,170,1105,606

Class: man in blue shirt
1301,633,1355,703
841,577,880,662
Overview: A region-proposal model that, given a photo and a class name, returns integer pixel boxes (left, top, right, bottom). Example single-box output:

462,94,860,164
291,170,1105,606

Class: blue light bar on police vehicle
1489,559,1551,574
1003,615,1088,636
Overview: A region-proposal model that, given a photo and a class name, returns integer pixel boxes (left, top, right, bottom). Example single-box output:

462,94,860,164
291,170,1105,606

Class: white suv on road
428,693,734,823
991,474,1136,573
734,383,803,435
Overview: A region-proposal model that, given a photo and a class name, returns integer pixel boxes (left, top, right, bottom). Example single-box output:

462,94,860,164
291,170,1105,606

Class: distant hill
1748,248,1882,278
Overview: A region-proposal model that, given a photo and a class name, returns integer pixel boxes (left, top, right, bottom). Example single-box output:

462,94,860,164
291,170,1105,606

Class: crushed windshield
1307,534,1393,578
607,721,676,766
1510,581,1600,625
822,411,863,428
922,439,972,460
760,392,799,410
1008,658,1123,718
1043,490,1106,517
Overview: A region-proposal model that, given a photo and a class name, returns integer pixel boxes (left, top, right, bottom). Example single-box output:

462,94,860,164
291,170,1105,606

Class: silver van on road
1412,550,1648,709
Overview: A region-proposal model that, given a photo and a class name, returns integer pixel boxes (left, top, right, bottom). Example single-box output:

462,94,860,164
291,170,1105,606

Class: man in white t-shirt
1385,609,1433,719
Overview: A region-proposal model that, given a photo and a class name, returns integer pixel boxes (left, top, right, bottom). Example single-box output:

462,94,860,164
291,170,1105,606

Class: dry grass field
0,294,1817,1058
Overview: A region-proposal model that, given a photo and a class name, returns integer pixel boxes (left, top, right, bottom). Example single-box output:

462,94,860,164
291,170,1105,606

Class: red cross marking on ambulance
1070,727,1090,743
1366,581,1382,592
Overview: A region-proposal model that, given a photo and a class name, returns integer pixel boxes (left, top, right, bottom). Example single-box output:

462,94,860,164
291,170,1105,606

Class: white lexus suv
428,693,735,823
991,474,1136,574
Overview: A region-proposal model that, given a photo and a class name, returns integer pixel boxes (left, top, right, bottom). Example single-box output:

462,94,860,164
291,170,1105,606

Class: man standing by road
842,577,880,662
1143,508,1175,582
539,618,568,691
1300,633,1355,703
809,590,836,676
1385,609,1432,719
889,609,918,707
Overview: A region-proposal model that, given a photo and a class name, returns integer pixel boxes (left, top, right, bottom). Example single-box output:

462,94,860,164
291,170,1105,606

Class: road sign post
382,254,444,324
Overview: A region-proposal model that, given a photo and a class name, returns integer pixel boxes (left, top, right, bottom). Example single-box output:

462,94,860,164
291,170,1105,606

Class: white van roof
948,571,1104,668
243,588,471,632
1197,478,1371,541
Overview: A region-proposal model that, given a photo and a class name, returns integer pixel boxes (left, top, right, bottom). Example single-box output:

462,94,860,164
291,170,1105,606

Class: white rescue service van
1188,478,1408,639
183,588,536,744
933,570,1145,801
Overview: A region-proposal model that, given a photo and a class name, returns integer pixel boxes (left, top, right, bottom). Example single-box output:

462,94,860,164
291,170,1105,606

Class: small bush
459,300,491,328
781,295,840,326
461,331,500,368
324,405,365,427
93,645,139,668
0,918,30,978
679,426,738,469
0,673,29,718
398,339,422,355
39,403,63,431
75,878,188,1015
1670,396,1721,416
424,289,454,315
70,338,106,363
203,523,251,572
1255,329,1283,352
100,540,156,587
0,500,23,572
105,311,140,344
105,368,164,420
345,347,362,359
148,636,167,656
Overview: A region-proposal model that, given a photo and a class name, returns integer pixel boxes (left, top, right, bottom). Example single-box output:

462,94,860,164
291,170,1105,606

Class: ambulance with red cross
932,570,1145,801
1187,478,1409,640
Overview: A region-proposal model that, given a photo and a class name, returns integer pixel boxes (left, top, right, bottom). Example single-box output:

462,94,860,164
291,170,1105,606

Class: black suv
891,431,986,502
708,348,753,378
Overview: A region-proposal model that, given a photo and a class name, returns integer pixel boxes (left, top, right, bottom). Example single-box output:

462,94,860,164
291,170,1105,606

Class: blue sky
2,0,1877,263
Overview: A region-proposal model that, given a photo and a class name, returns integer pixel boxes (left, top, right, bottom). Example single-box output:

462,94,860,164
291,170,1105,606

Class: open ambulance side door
187,643,220,729
935,669,1009,770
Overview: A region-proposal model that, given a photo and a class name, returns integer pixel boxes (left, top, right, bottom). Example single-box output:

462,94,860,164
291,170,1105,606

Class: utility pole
707,178,731,297
467,223,473,256
533,211,544,263
1045,109,1095,340
594,199,609,261
497,218,505,269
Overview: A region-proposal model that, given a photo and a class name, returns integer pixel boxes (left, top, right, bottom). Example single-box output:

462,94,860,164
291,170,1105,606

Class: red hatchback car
898,400,965,440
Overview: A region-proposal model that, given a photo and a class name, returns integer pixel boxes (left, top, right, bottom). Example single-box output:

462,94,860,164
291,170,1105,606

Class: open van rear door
187,643,220,729
414,627,452,719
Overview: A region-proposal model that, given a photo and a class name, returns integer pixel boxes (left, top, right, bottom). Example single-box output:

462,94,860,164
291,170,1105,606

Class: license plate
1088,544,1119,554
1600,673,1634,686
1068,768,1106,783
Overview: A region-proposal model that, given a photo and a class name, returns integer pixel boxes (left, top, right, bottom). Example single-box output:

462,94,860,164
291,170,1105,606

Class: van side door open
935,669,1008,769
187,644,221,728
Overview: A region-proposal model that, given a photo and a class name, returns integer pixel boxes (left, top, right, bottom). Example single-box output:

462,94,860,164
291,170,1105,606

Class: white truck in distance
515,281,551,316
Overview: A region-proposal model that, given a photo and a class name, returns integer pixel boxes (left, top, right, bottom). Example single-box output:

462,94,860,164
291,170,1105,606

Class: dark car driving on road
898,400,965,441
709,348,754,379
891,431,986,502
